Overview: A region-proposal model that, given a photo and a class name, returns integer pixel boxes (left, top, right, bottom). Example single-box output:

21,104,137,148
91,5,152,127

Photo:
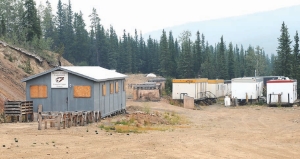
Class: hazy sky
36,0,300,36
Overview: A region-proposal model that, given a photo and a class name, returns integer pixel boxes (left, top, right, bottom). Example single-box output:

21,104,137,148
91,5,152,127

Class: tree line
0,0,298,84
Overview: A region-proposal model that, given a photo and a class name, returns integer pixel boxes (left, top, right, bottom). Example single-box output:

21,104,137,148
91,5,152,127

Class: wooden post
246,93,248,103
38,105,42,130
57,114,61,130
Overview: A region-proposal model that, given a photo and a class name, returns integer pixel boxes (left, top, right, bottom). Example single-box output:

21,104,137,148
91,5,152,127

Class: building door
51,88,68,111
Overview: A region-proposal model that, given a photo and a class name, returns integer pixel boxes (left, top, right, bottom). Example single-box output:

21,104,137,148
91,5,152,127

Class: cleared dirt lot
1,100,300,159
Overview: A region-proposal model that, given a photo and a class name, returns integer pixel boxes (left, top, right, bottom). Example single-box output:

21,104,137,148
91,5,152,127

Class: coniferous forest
0,0,299,82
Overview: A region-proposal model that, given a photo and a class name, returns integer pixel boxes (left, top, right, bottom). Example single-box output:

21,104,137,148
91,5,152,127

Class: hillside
0,41,73,110
143,5,300,54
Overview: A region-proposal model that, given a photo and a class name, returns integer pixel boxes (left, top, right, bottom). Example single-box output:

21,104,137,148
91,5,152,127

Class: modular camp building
231,77,263,102
172,78,208,100
207,79,224,98
267,79,297,106
223,80,232,96
21,66,127,117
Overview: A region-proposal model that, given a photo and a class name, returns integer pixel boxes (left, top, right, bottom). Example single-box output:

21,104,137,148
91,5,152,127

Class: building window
73,86,91,98
110,82,114,94
102,84,106,96
30,85,47,98
115,82,119,93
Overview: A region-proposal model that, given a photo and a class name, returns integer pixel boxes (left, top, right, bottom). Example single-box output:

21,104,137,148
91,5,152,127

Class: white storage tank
224,96,231,106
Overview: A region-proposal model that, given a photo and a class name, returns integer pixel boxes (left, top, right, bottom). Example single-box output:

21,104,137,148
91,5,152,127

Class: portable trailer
207,79,224,98
260,76,285,87
267,78,297,106
223,80,232,96
231,77,264,104
172,78,208,100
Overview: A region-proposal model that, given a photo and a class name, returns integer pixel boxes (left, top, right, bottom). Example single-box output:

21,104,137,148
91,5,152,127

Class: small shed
21,66,127,117
231,77,263,102
132,83,160,101
207,79,224,98
148,78,166,90
172,78,208,100
267,79,297,106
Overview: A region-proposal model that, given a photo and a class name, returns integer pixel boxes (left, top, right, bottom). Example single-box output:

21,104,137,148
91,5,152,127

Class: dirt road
1,100,300,159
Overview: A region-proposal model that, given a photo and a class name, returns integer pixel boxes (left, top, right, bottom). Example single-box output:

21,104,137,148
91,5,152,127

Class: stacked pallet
4,101,33,122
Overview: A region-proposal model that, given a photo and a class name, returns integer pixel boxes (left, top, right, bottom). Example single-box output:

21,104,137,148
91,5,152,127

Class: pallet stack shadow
4,101,33,122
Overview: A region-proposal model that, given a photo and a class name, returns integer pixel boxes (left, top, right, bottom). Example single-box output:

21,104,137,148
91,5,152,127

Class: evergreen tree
0,15,5,36
292,31,299,79
244,46,256,76
227,42,235,79
73,12,89,65
234,44,240,77
107,25,118,69
240,45,245,77
138,33,146,73
292,31,300,95
276,22,292,77
194,31,201,77
168,31,177,77
64,0,74,59
41,0,54,41
178,30,194,78
218,36,228,79
130,30,138,73
159,29,169,77
55,0,66,47
23,0,41,41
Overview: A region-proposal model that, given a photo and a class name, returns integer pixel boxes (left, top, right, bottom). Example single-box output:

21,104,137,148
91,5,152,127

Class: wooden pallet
4,101,33,122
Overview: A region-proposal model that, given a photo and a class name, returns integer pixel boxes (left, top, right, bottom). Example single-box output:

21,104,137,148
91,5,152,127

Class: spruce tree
159,29,169,77
168,31,177,77
228,42,235,79
194,31,201,77
292,31,299,79
293,31,300,95
276,22,292,77
218,36,228,79
0,15,5,36
41,0,54,43
23,0,41,41
178,30,194,78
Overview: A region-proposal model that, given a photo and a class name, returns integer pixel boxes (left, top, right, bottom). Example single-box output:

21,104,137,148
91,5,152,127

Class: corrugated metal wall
26,73,52,112
26,70,126,116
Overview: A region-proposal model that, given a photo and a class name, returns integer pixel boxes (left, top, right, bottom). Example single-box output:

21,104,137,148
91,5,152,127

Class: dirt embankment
0,41,72,111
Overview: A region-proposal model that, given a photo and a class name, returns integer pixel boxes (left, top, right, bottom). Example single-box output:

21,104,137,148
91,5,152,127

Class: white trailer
223,80,231,96
207,79,224,98
172,78,208,100
267,79,297,106
231,77,263,102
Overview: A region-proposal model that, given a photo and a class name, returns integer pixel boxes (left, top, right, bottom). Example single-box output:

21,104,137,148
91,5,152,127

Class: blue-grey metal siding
67,73,94,111
52,88,68,111
25,73,52,112
122,80,126,109
93,83,100,111
25,69,126,116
